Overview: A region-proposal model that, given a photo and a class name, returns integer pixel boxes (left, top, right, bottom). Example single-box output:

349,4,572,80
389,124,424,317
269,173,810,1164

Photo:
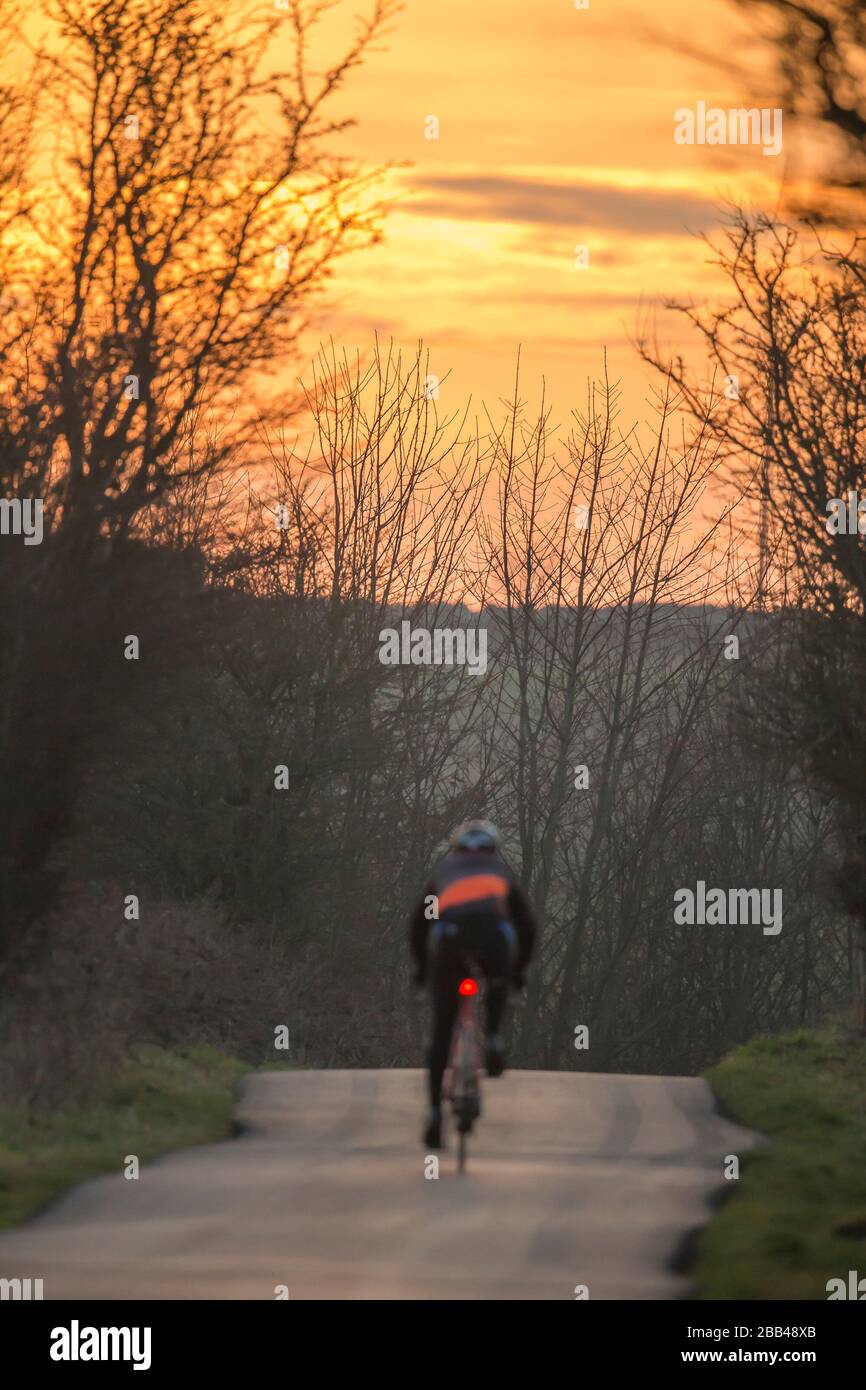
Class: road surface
0,1069,759,1299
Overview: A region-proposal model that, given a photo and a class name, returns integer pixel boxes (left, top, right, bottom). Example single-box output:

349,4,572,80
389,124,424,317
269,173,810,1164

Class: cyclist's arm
507,882,537,970
409,879,436,982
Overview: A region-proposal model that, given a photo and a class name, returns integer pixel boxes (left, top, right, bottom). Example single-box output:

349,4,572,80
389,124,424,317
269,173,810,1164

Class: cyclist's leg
481,919,515,1035
479,919,516,1076
428,922,463,1108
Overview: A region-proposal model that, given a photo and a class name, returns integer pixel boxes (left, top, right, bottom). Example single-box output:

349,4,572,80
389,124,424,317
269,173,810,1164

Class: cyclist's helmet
449,819,500,853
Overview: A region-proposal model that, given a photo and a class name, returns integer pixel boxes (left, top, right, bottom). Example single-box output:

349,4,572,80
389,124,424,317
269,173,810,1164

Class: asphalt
0,1068,759,1299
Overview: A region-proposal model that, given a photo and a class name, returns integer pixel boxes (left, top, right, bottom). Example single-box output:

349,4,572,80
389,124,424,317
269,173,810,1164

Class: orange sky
282,0,792,429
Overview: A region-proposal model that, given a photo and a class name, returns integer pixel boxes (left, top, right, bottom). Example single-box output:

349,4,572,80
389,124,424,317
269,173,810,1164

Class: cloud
402,172,718,237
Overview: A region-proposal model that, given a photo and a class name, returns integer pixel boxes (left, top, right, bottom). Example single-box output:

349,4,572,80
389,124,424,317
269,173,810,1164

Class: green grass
0,1044,248,1230
695,1027,866,1299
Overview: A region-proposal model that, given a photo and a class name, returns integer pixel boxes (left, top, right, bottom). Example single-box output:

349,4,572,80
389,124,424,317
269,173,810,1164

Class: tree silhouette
0,0,396,932
733,0,866,220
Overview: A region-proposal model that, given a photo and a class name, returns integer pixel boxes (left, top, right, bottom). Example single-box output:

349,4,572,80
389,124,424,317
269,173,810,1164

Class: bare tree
0,0,396,931
732,0,866,220
639,207,866,1029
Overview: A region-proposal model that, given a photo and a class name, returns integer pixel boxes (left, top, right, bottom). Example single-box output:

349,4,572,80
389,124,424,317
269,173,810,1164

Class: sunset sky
286,0,792,428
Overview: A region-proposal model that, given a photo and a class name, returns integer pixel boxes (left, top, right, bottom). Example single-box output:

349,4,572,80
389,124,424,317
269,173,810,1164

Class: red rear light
458,977,478,997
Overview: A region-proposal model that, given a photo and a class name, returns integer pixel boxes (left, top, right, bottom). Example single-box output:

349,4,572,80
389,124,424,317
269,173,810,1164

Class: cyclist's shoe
423,1105,443,1149
485,1034,506,1078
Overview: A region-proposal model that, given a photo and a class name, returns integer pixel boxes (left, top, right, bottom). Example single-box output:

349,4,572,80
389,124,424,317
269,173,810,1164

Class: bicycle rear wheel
457,1127,468,1174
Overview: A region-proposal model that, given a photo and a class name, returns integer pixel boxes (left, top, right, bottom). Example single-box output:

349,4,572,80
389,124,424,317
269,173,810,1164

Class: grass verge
694,1027,866,1299
0,1044,247,1230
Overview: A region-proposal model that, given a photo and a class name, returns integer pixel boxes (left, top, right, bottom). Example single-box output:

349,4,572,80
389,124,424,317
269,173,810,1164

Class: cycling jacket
409,849,536,981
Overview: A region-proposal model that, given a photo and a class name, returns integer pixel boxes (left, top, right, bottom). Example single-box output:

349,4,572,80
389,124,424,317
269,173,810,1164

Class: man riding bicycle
409,820,537,1148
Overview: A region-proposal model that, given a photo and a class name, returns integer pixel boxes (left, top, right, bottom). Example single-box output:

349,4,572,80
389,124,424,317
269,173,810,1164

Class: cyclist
409,820,537,1148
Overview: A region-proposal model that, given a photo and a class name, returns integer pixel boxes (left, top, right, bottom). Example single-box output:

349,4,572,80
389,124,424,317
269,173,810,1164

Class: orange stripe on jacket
437,874,509,913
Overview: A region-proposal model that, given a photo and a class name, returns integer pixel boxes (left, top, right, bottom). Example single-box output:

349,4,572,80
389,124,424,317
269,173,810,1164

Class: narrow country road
0,1070,759,1299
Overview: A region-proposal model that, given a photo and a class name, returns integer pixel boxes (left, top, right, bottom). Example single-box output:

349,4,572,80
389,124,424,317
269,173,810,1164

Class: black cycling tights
427,919,511,1108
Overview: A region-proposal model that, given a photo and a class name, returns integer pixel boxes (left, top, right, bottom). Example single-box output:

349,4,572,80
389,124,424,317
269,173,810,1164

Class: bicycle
443,973,483,1174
